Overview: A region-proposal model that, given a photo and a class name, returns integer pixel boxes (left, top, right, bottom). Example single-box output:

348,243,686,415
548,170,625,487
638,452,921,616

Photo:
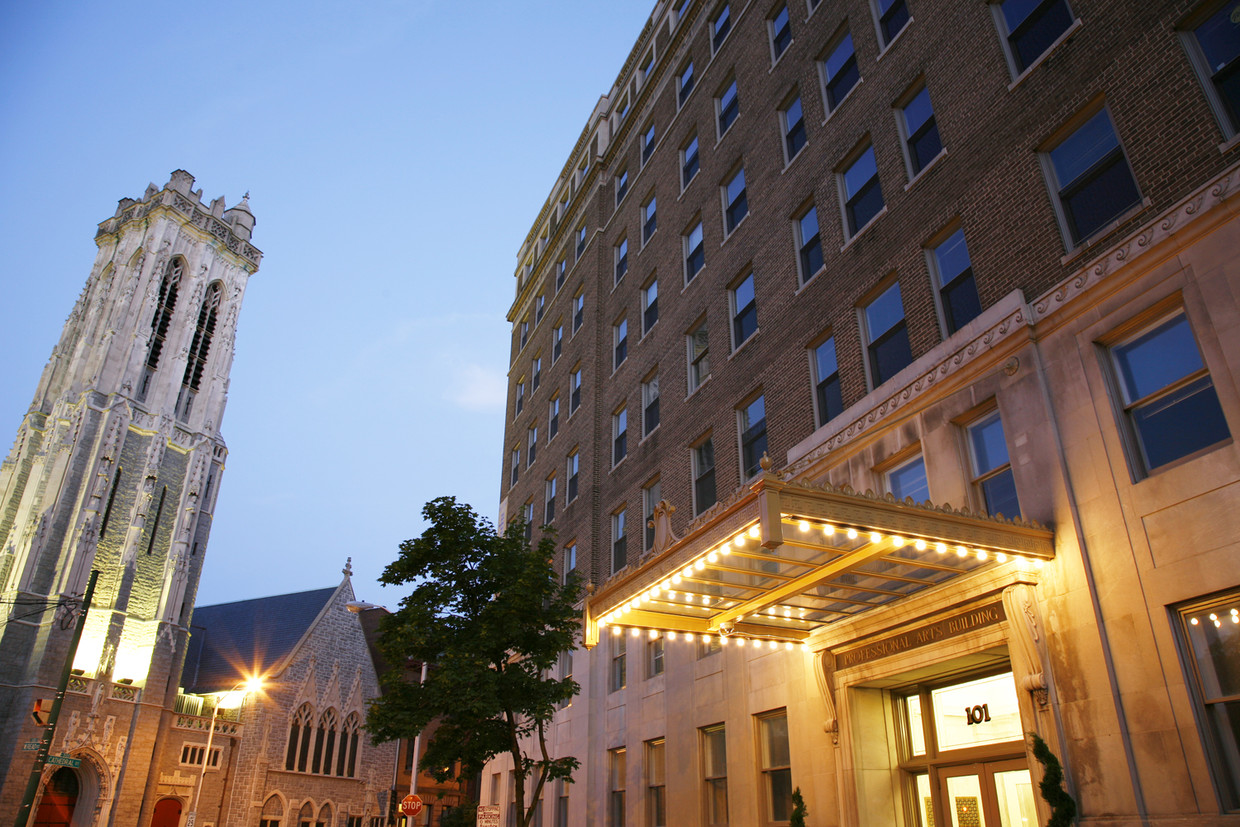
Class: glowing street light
187,675,264,827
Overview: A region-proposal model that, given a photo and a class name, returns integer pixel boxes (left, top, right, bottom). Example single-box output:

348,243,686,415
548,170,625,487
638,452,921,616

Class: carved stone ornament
1002,583,1050,709
648,501,681,556
815,650,840,745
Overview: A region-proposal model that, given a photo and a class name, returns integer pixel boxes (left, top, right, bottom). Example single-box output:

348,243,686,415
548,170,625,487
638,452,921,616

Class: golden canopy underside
584,473,1054,649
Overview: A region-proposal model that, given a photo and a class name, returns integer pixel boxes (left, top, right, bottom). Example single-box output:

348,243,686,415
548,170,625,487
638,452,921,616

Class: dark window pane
879,0,909,42
1006,0,1073,72
696,468,716,513
942,270,982,333
980,467,1021,518
910,121,942,173
1061,150,1141,242
825,34,859,108
1132,376,1230,471
869,324,912,386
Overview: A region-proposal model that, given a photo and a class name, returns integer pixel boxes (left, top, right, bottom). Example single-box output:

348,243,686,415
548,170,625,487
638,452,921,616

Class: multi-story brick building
496,1,1240,825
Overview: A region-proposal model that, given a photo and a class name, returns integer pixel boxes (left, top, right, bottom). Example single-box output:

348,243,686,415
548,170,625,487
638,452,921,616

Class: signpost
45,755,82,768
476,804,500,827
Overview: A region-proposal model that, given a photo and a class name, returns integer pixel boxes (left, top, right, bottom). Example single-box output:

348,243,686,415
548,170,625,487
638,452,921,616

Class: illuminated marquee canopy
585,469,1054,650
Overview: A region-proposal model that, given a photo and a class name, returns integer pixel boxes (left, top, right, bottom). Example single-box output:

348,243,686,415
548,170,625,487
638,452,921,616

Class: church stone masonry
0,171,260,825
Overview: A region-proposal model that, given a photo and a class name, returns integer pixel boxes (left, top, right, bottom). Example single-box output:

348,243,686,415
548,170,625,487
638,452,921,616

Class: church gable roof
183,586,338,693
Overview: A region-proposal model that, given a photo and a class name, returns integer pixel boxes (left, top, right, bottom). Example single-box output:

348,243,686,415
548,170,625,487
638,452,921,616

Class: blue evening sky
0,2,654,606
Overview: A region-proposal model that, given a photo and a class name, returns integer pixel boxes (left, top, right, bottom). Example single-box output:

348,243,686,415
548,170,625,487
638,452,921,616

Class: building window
548,396,560,440
693,438,718,515
699,635,723,659
552,323,564,362
510,446,520,487
874,0,910,47
679,60,696,107
647,739,667,827
614,318,628,370
563,542,577,583
519,318,530,352
646,634,665,678
899,84,942,177
687,321,711,392
612,509,628,574
738,395,768,480
968,410,1020,518
1183,1,1240,138
608,746,627,826
567,451,579,503
556,780,570,827
702,725,729,827
532,355,542,392
527,425,538,467
573,291,585,333
570,367,582,414
1175,590,1240,810
576,224,587,260
758,711,793,823
180,743,222,769
730,272,758,348
522,501,534,541
556,258,567,291
782,94,807,163
712,3,732,52
515,379,525,416
685,221,706,283
616,169,630,207
1044,107,1141,246
796,205,823,283
616,94,630,126
545,475,557,524
613,406,628,465
176,281,221,420
822,28,860,112
615,237,629,283
643,373,660,437
994,0,1074,74
863,282,912,387
535,292,546,324
723,167,748,235
770,6,792,60
682,134,700,190
718,79,739,137
887,454,929,503
1109,312,1230,475
557,648,574,709
642,123,657,165
841,144,884,237
642,277,659,334
930,228,982,334
140,257,183,399
812,335,844,427
643,478,662,550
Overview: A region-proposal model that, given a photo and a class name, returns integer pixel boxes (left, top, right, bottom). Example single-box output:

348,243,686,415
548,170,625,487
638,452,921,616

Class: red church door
32,767,78,827
151,798,182,827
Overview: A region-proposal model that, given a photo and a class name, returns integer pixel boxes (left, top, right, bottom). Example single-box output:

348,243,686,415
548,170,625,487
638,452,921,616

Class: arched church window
312,708,338,775
297,802,314,827
259,794,284,827
176,281,221,420
139,257,183,399
286,703,314,772
339,712,361,778
317,802,333,827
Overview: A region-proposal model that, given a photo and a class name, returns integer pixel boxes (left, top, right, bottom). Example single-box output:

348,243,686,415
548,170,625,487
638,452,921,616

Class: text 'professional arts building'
496,1,1240,825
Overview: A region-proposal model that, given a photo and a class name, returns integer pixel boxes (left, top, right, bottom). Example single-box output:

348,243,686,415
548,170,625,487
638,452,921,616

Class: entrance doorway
151,798,183,827
33,768,79,827
896,671,1037,827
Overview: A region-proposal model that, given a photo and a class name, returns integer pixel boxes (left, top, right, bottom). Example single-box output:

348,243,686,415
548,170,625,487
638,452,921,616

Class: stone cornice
96,189,262,271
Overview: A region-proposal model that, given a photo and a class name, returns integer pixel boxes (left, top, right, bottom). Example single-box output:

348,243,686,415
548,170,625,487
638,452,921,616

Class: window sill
874,19,912,62
640,228,657,250
794,267,826,295
1057,197,1152,266
839,206,888,253
639,322,658,342
822,78,863,127
722,214,749,244
1218,132,1240,154
715,117,739,150
1006,19,1083,93
781,144,807,174
903,148,948,191
679,172,700,200
686,375,713,402
728,330,760,361
609,456,627,475
769,41,792,72
638,426,660,448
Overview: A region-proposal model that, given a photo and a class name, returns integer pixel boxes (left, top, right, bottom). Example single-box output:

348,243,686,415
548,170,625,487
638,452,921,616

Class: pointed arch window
312,707,338,774
286,703,314,771
340,712,361,777
177,282,222,420
140,257,183,400
260,795,285,827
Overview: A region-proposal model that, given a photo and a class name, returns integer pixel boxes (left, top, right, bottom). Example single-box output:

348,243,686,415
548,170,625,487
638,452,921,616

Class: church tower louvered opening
139,256,184,401
177,281,222,420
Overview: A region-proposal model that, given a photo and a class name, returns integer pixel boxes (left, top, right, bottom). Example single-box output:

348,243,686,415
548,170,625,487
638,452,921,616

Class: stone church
0,172,397,827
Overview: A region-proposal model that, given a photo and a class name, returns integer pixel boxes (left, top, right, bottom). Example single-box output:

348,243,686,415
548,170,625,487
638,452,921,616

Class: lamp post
187,676,262,827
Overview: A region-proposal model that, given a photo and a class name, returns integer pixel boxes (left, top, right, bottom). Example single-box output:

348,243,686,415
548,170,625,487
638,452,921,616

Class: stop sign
400,794,423,817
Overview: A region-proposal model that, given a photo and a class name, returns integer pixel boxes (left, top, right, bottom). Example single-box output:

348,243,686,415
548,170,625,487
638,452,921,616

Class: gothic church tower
0,171,261,824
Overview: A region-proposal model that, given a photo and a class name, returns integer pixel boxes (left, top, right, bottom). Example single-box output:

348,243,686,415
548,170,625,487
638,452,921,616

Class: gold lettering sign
835,602,1005,668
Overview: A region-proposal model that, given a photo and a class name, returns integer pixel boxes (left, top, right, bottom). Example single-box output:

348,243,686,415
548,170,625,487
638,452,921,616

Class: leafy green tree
365,497,581,827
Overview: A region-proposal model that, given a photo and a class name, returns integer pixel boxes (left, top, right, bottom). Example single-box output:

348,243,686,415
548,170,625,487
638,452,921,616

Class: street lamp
187,675,263,827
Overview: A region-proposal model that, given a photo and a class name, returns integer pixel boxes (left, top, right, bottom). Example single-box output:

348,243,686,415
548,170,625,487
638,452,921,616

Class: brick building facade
495,1,1240,825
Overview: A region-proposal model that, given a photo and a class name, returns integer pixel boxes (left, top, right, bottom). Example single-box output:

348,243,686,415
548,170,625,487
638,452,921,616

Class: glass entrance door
938,759,1035,827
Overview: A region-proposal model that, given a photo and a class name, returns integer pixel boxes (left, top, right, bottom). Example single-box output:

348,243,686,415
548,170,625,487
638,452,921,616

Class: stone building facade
496,1,1240,825
0,171,261,826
